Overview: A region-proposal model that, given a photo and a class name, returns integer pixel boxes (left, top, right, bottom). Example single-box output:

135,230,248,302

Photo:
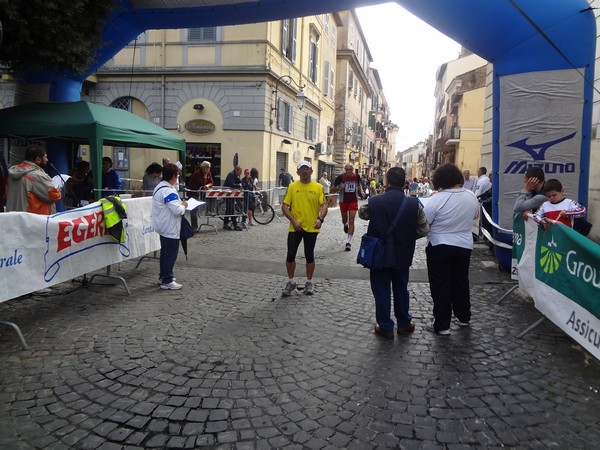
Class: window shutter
282,20,289,57
277,99,284,130
288,105,294,133
330,68,335,99
291,19,297,62
305,115,310,140
323,61,330,96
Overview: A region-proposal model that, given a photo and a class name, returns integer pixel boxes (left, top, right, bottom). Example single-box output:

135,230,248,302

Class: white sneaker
454,319,470,327
425,322,450,335
304,281,314,296
158,277,176,285
282,281,297,297
160,281,182,290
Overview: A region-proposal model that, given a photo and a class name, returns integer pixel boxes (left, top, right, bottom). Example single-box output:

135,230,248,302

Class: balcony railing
444,126,460,140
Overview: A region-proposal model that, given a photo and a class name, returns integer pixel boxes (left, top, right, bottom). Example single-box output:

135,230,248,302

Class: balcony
444,126,460,142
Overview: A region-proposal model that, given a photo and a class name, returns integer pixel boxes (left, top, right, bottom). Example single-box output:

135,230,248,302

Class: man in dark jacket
361,167,428,339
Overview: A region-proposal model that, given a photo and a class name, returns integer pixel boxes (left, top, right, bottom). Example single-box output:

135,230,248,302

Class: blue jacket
366,186,419,269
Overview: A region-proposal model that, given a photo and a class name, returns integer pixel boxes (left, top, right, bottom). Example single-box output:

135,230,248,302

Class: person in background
462,170,476,192
533,178,586,229
318,171,332,207
142,162,163,196
362,167,429,339
424,163,480,336
331,163,364,252
64,160,94,208
278,167,293,188
223,165,243,231
474,166,491,199
370,178,377,197
101,156,122,197
278,167,294,205
281,160,327,297
241,168,256,226
7,144,62,214
152,163,188,290
187,161,214,199
513,167,546,220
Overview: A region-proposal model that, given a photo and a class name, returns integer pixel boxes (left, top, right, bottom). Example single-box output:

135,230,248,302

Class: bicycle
253,191,275,225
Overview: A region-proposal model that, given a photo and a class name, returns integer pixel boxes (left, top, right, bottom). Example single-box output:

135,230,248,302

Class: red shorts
340,201,358,214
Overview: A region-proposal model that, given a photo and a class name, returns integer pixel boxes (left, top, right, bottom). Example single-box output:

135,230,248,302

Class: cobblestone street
1,203,599,449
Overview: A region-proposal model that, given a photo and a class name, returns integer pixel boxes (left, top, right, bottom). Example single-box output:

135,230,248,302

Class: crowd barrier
512,214,600,359
0,198,160,347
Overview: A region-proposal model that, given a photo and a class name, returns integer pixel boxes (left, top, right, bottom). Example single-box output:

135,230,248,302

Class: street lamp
271,75,306,126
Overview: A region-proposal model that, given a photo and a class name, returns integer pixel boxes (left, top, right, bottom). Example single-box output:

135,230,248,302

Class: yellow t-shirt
283,181,325,233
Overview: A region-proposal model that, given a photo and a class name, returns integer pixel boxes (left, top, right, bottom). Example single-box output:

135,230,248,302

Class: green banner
535,224,600,319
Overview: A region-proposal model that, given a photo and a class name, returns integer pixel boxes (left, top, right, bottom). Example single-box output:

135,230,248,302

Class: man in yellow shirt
281,160,328,296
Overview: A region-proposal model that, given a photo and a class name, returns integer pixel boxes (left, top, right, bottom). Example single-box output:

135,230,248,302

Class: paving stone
1,210,599,449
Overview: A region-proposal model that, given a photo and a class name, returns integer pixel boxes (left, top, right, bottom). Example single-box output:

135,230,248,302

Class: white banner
517,218,600,360
499,69,583,229
0,198,160,302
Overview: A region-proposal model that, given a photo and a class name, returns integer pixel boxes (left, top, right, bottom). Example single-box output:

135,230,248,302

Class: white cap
297,160,312,170
175,161,183,171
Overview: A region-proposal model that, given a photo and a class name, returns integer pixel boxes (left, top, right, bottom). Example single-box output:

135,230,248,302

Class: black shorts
286,231,318,263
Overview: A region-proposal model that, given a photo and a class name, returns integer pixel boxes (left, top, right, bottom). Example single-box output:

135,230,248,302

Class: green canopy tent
0,101,185,199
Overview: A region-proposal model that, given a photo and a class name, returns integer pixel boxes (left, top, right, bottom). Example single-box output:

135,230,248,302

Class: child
533,179,586,229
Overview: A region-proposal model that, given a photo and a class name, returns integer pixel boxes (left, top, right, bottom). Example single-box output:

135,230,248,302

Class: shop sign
184,119,216,135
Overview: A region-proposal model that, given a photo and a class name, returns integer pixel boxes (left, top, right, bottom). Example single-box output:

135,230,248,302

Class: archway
19,0,599,238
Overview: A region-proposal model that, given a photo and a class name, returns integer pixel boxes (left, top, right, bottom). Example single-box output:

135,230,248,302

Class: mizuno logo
507,132,576,161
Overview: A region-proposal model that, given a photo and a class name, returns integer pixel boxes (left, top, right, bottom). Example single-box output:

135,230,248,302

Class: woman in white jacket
152,163,187,290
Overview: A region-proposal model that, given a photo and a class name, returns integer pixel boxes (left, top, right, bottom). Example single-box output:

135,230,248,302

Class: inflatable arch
24,0,598,247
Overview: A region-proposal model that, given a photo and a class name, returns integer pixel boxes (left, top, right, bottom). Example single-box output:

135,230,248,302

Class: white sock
347,235,353,244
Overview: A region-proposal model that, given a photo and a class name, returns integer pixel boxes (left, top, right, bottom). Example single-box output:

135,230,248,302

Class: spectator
187,161,214,199
362,167,429,339
331,163,364,252
533,178,586,229
64,161,94,208
101,156,122,197
474,166,491,199
278,167,293,187
513,167,546,220
281,160,327,297
462,170,476,192
318,171,332,206
142,163,163,196
152,163,188,290
241,168,256,226
409,178,419,197
424,163,480,336
6,144,62,214
223,165,243,231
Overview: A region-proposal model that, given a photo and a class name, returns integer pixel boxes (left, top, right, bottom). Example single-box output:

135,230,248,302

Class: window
282,19,297,62
277,100,293,133
188,27,216,42
305,115,317,141
348,70,354,94
308,35,319,84
111,97,131,112
324,14,329,37
349,25,355,48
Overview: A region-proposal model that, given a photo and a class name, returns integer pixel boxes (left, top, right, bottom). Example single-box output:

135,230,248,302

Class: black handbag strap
383,196,409,238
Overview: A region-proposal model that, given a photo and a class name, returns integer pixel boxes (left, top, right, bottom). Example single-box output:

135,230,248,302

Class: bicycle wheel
216,199,227,217
254,202,275,224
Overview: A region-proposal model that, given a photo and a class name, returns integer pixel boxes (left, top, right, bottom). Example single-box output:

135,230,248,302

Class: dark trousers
370,267,411,333
159,235,180,284
425,243,472,331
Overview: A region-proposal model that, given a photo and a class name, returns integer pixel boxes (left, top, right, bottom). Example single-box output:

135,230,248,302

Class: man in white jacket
152,163,188,290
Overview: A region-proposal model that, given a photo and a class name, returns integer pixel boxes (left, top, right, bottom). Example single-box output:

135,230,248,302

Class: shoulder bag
357,196,408,270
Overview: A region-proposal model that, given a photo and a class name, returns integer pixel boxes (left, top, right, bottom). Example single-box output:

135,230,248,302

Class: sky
356,3,461,152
